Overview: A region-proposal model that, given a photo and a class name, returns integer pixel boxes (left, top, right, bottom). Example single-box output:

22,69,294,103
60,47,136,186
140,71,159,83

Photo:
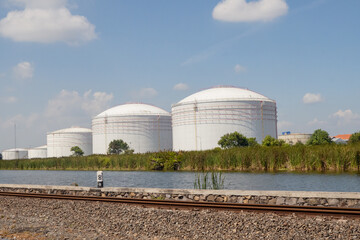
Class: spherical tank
28,145,47,159
2,148,28,160
92,103,172,154
172,86,277,151
47,127,92,157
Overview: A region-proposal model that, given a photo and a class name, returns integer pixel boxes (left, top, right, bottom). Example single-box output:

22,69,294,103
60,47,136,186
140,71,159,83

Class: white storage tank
47,127,92,157
278,133,311,145
172,86,277,151
92,103,172,154
28,145,47,159
2,148,28,160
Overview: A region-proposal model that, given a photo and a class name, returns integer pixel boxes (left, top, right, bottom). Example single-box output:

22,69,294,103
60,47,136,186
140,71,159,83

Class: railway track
1,191,360,218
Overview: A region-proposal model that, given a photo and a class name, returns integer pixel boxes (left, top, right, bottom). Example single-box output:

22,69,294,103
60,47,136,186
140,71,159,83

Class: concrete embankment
1,184,360,208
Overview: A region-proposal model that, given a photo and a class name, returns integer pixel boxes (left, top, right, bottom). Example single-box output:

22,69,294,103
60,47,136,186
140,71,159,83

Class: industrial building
278,132,312,145
92,103,172,154
1,148,28,160
47,127,92,157
172,86,277,151
28,145,47,159
331,134,351,144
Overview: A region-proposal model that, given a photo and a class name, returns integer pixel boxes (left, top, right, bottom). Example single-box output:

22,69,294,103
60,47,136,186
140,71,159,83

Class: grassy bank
1,144,360,172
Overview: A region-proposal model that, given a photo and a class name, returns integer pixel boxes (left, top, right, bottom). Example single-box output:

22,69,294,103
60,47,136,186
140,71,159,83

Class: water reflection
0,170,359,192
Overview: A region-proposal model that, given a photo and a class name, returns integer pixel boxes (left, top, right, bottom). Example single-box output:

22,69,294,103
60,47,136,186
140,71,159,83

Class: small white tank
47,127,92,157
92,103,172,154
28,145,47,159
278,133,311,145
2,148,28,160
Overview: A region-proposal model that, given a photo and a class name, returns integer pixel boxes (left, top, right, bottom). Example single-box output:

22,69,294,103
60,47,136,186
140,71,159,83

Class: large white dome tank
92,103,172,154
172,86,277,151
28,145,47,159
47,127,92,157
2,148,28,160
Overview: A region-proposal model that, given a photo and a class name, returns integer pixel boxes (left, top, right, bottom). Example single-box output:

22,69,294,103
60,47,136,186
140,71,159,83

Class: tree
294,141,305,146
261,135,286,147
248,138,259,147
349,132,360,144
71,146,84,156
262,135,277,146
307,129,332,145
218,131,249,149
108,139,130,154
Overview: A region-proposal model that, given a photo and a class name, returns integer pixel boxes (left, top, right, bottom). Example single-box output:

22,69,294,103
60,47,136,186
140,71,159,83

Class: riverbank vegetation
194,171,225,189
1,143,360,173
1,129,360,172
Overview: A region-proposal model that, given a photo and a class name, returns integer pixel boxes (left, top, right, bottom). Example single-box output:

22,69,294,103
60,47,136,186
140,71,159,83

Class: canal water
1,170,360,192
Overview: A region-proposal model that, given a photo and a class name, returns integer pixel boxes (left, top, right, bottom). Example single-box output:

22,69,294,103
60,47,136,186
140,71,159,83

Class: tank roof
177,86,274,105
31,145,47,150
95,103,170,118
50,127,92,134
3,148,28,152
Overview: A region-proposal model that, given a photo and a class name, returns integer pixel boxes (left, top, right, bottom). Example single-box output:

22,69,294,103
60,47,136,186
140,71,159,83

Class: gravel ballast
0,196,359,239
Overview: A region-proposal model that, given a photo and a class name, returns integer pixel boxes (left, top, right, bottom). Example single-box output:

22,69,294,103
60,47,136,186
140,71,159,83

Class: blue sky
0,0,359,151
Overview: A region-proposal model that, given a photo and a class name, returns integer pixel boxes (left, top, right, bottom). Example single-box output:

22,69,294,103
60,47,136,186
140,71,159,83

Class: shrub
262,135,285,146
149,152,183,171
248,138,259,147
218,131,249,149
70,146,84,156
307,129,332,145
108,139,130,154
349,132,360,144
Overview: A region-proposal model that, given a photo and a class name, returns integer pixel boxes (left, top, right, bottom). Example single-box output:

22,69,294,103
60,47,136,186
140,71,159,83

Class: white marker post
97,171,103,188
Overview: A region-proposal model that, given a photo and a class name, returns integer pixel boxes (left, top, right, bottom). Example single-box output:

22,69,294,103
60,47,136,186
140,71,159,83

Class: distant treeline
1,143,360,173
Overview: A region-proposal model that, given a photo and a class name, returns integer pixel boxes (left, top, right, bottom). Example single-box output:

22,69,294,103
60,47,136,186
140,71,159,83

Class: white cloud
10,0,67,9
133,88,158,99
234,64,246,73
0,113,41,150
45,90,81,118
277,120,293,129
2,96,18,103
181,27,258,66
1,113,39,129
329,109,360,132
303,93,323,104
303,109,360,134
213,0,288,22
181,46,218,66
173,83,189,91
0,89,113,149
45,89,113,119
0,0,96,45
13,61,33,80
82,90,114,116
333,109,360,122
308,118,326,126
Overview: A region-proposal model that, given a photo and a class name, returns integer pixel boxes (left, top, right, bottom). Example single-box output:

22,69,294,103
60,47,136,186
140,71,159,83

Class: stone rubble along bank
0,196,360,239
1,184,360,208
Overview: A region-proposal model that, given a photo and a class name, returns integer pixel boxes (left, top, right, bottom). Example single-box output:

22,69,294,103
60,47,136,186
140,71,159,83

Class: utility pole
14,122,18,160
14,122,16,150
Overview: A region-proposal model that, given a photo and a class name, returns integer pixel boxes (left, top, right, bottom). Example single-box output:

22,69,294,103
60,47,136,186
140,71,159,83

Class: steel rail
1,191,360,217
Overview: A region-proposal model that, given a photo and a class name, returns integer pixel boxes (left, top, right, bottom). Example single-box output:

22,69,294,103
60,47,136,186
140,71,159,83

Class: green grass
1,143,360,173
194,171,225,189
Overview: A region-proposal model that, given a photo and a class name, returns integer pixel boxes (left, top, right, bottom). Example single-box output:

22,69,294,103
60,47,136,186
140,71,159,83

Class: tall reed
1,143,360,172
194,171,225,190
